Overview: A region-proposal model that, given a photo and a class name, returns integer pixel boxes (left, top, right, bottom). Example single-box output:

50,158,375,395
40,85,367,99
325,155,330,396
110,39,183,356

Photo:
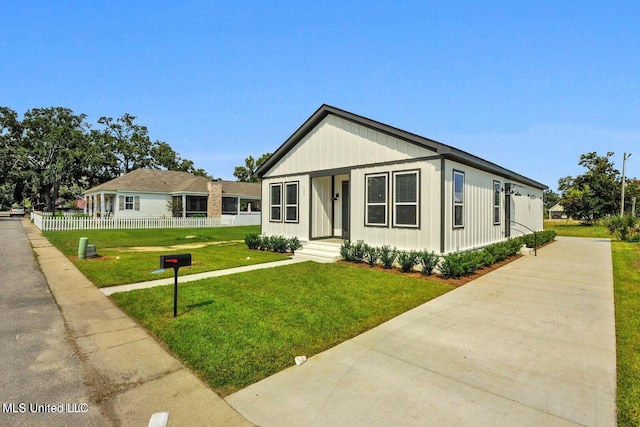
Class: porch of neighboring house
171,194,209,217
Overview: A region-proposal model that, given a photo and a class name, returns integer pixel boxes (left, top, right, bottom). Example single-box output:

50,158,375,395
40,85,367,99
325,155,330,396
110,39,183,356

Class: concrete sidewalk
22,220,252,426
227,236,617,426
101,257,309,296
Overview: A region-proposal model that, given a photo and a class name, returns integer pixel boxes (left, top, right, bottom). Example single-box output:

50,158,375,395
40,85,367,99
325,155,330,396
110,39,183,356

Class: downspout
440,156,446,254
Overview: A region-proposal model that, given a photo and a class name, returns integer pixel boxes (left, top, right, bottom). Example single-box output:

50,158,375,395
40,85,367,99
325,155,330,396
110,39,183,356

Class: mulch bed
338,240,555,288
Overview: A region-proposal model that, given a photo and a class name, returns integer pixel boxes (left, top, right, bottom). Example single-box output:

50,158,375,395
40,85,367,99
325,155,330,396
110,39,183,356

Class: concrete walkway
227,236,617,426
22,220,252,427
99,252,335,296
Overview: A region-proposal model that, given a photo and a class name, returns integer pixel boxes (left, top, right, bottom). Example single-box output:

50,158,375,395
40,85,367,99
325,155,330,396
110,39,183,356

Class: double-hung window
493,180,501,225
453,171,464,228
270,183,282,222
393,171,419,227
365,173,388,226
125,196,134,210
284,182,298,223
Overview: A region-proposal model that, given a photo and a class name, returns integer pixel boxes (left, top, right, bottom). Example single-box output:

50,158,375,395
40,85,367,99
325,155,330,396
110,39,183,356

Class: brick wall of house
207,180,222,217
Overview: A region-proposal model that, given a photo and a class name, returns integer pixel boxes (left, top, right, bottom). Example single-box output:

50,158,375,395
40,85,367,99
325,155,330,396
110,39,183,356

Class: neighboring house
83,169,261,219
548,203,568,219
256,104,547,254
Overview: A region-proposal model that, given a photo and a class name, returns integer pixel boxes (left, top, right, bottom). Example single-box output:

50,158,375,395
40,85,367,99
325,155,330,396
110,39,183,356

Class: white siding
349,160,441,252
116,193,171,218
261,175,309,240
443,160,544,253
263,115,434,177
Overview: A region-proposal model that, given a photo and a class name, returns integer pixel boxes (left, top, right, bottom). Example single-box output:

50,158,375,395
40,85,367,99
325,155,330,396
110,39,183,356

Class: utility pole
620,152,631,216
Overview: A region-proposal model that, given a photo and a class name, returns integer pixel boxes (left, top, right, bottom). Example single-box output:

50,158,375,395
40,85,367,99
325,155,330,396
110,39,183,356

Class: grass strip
612,241,640,426
111,262,453,396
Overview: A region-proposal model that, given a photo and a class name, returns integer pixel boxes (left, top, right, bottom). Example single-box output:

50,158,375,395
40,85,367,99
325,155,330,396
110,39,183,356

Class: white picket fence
31,212,260,231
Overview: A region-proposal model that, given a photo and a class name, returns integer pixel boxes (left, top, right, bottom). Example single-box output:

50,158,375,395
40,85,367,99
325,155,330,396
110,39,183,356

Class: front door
341,181,350,239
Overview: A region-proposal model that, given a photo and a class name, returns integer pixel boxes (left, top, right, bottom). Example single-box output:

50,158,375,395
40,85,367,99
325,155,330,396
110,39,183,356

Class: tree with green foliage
20,107,90,212
0,107,23,205
233,153,271,182
558,152,622,223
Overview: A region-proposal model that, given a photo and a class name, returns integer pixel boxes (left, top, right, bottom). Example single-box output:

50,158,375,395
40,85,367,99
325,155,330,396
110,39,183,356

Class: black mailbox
160,254,192,269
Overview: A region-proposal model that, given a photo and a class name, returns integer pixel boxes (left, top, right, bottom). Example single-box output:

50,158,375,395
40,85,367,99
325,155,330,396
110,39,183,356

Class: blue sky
2,1,638,190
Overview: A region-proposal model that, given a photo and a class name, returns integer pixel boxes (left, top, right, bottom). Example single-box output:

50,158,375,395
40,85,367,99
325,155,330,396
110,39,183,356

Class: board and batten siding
443,160,544,253
261,174,309,240
349,159,441,252
262,115,434,178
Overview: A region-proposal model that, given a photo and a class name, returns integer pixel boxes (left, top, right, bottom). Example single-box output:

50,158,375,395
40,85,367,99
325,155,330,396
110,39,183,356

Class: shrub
416,250,439,276
397,250,418,273
605,214,640,241
258,235,270,251
340,240,353,262
379,245,397,269
287,237,302,254
439,252,464,279
363,244,379,266
244,233,261,250
271,236,289,253
521,230,556,248
351,240,366,263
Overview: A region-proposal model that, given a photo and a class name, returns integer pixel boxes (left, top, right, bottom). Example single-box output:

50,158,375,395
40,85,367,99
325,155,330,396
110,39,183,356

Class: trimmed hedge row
245,233,302,254
340,231,556,279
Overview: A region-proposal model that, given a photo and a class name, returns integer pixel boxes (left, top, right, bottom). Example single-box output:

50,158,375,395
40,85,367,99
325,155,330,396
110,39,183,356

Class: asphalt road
0,218,106,426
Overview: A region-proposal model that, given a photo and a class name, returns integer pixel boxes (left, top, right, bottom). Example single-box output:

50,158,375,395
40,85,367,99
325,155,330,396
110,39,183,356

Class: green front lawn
543,219,610,238
110,262,453,396
612,241,640,426
44,226,289,287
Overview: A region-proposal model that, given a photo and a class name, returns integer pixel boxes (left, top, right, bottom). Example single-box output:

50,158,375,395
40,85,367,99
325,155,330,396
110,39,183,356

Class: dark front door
342,181,350,239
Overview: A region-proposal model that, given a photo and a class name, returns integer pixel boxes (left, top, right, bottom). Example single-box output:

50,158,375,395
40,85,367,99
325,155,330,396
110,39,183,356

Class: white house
83,169,261,221
256,105,547,254
548,203,568,219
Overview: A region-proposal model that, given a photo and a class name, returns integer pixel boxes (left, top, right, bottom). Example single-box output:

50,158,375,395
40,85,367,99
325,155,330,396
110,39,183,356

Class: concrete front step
296,240,343,262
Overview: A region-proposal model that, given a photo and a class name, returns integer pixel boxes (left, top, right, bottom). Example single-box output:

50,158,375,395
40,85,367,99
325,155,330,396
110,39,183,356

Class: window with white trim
366,173,388,226
453,171,464,228
270,183,282,222
284,182,298,223
125,196,134,210
393,171,419,227
493,180,501,225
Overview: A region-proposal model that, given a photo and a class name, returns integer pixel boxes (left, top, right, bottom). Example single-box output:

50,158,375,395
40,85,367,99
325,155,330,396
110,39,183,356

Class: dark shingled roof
256,104,547,190
85,169,261,197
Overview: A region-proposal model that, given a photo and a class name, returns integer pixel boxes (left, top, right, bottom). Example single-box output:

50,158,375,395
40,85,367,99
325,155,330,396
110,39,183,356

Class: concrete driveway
227,237,616,426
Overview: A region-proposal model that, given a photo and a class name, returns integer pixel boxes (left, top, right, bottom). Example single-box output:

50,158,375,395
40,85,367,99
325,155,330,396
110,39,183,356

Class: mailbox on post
160,254,192,317
160,254,192,269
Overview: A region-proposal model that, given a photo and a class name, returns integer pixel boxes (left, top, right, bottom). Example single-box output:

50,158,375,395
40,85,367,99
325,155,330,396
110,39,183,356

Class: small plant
271,236,289,253
351,240,366,263
417,250,439,276
258,236,270,251
363,244,379,266
397,250,418,273
287,237,302,254
245,233,261,250
379,245,397,269
605,214,640,241
439,252,464,279
340,240,353,262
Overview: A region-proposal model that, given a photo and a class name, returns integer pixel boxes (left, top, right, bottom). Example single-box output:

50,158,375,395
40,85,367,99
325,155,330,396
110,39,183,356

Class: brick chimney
207,180,222,217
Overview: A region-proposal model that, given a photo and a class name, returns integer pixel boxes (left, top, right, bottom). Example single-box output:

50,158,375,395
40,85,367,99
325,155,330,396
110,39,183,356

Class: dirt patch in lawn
106,240,243,252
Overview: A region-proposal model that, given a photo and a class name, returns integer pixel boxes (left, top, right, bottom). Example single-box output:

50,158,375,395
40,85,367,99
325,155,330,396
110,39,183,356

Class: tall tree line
0,106,208,212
